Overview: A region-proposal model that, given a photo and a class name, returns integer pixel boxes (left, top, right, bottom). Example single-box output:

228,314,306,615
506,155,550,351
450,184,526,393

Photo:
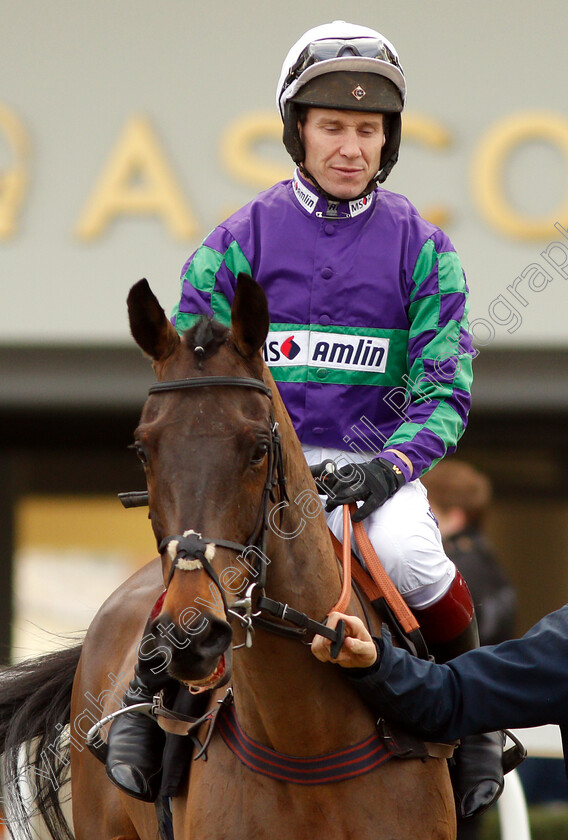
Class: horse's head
127,274,279,691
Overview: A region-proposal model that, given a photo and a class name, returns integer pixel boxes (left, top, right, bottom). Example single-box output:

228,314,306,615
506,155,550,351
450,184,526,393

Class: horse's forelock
183,316,229,360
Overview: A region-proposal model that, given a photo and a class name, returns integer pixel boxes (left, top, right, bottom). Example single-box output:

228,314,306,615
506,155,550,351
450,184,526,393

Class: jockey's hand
311,612,379,669
323,458,405,522
309,460,337,483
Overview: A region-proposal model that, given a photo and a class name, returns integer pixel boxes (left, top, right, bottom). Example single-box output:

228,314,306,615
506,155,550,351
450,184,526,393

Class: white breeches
302,445,456,610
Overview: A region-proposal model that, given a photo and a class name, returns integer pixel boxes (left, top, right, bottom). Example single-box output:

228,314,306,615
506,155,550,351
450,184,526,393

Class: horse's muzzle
150,610,233,687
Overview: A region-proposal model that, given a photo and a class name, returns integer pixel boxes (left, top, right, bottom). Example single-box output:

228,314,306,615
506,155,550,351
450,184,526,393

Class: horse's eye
132,441,149,466
250,441,269,466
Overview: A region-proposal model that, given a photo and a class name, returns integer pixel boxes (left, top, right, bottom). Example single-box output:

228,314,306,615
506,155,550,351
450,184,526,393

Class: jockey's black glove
322,458,405,522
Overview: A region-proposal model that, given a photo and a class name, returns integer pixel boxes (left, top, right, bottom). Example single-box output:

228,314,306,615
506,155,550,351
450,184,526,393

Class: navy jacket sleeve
347,606,568,742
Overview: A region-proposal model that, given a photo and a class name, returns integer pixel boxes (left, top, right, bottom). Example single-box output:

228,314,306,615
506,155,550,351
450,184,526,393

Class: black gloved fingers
317,457,406,519
324,463,369,511
309,459,338,482
350,498,377,522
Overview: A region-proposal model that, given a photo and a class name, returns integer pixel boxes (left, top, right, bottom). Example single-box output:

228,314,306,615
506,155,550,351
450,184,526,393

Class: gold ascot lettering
472,111,568,240
219,112,289,190
2,105,568,243
0,104,31,239
75,116,199,240
401,113,453,228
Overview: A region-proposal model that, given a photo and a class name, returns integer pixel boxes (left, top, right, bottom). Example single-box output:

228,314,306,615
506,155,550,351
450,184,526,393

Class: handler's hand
311,612,378,669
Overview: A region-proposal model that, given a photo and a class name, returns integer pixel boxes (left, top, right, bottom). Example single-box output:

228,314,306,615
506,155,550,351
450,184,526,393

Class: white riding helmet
277,21,406,184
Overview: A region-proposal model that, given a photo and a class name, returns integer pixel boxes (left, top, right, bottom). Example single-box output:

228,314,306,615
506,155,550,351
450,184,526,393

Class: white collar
291,169,375,219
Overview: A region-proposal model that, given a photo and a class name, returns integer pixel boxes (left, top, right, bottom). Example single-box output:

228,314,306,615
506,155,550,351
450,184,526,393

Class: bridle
149,374,286,595
142,372,346,656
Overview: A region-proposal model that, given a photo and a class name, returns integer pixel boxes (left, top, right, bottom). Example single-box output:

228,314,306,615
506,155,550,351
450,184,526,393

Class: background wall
3,0,568,344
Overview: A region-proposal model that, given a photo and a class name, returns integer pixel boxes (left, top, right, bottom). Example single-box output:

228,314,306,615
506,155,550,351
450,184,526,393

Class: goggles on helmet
279,35,406,117
285,37,402,86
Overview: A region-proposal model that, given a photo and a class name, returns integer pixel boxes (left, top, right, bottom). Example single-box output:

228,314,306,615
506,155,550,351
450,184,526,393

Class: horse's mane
183,316,229,361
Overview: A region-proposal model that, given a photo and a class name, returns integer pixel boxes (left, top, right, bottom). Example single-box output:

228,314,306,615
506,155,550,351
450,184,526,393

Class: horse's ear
127,279,180,361
230,273,270,358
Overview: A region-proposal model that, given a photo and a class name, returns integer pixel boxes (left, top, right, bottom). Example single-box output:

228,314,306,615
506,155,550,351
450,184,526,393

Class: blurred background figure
422,458,517,840
422,458,517,647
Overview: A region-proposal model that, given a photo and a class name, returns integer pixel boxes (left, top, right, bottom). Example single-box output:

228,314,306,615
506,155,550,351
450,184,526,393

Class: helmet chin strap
298,163,379,204
377,154,398,184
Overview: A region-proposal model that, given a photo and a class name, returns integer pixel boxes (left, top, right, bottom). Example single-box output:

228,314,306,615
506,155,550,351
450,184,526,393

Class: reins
350,508,421,636
332,504,352,613
329,509,429,660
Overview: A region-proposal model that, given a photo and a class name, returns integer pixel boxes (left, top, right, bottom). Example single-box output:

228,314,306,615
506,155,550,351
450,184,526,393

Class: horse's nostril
159,613,233,685
152,611,232,658
199,617,233,654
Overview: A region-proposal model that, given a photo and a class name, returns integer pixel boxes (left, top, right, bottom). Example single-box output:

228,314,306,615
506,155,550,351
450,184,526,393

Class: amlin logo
263,330,390,373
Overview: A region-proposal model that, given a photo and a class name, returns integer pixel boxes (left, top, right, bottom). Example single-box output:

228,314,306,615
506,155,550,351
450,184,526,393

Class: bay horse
0,275,455,840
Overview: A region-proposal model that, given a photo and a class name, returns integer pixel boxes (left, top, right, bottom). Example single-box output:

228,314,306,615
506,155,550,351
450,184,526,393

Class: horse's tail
0,643,82,840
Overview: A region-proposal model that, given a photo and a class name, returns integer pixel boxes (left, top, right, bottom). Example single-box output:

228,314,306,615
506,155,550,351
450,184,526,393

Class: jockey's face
299,107,386,200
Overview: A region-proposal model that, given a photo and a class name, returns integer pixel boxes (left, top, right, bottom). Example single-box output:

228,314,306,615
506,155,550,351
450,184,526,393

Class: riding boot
414,571,505,820
105,664,170,802
106,603,175,802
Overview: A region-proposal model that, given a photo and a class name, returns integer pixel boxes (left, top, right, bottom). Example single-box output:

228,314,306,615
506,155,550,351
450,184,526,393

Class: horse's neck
267,381,338,596
266,402,341,618
230,561,376,756
230,407,376,754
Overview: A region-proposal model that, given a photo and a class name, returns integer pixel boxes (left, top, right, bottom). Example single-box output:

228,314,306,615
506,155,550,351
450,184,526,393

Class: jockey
106,21,504,817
